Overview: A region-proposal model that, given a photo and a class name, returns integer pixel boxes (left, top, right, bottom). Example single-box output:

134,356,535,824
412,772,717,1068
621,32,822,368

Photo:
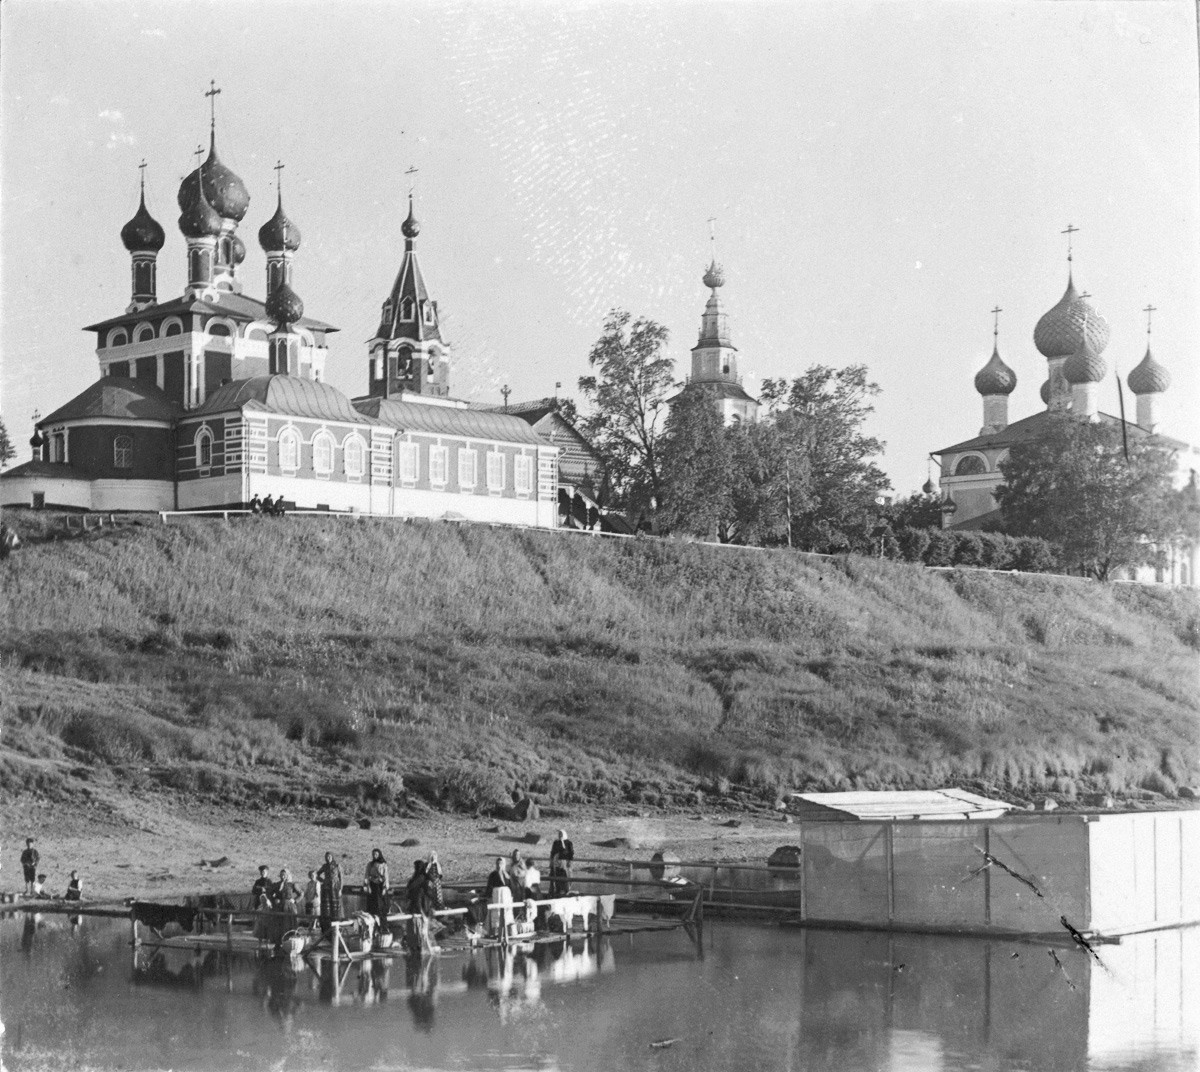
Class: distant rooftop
785,788,1017,822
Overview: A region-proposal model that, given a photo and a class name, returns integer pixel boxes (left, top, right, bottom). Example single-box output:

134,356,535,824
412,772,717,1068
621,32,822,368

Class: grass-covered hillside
1,513,1197,815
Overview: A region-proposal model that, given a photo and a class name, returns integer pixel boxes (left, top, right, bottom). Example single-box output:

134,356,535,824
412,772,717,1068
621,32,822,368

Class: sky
1,0,1197,495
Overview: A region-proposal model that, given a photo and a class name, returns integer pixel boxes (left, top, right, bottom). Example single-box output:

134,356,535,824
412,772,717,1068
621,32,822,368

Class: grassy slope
1,515,1197,812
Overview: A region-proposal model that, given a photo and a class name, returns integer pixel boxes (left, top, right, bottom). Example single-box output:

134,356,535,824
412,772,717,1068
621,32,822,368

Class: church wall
177,415,233,481
90,479,175,512
163,351,185,404
177,473,243,511
394,433,546,502
54,423,174,482
0,474,92,510
109,361,130,378
204,350,232,396
135,356,157,383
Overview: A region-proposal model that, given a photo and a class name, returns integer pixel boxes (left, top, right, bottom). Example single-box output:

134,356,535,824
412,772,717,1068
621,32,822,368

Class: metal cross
501,384,511,411
707,216,717,259
274,160,285,196
990,305,1002,339
194,144,204,164
405,165,418,194
205,80,221,131
1061,223,1079,261
138,159,148,193
1144,303,1157,336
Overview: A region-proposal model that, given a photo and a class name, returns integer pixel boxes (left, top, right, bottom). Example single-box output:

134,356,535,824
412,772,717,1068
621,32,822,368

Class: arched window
401,298,415,321
164,320,183,337
422,302,434,324
195,428,213,469
136,324,154,343
344,436,365,478
113,435,133,469
209,322,231,337
109,329,128,348
954,455,987,477
313,432,334,475
278,429,300,471
247,327,269,342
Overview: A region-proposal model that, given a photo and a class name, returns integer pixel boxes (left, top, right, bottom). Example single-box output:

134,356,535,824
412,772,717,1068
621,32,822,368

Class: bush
358,767,405,807
895,527,932,563
438,762,510,814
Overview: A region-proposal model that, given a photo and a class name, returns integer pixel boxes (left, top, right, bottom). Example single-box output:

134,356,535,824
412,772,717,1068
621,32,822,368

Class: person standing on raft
549,829,574,896
316,853,343,930
365,848,390,926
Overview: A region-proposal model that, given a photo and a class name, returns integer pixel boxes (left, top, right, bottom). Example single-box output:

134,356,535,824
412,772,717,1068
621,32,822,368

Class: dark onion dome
973,345,1017,396
1127,347,1171,395
1040,378,1051,405
1062,337,1107,385
922,477,936,496
702,259,725,289
178,178,223,238
258,195,302,252
266,280,304,328
177,135,250,223
1033,276,1110,358
120,191,166,252
401,197,420,239
29,429,44,448
230,234,246,265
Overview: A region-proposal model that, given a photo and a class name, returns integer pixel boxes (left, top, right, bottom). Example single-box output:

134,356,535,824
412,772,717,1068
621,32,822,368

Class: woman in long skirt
365,848,390,926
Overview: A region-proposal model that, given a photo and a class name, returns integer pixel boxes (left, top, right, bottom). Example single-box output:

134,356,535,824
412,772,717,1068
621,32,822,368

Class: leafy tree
659,385,733,540
0,418,14,470
887,491,943,532
578,310,674,518
760,365,890,552
995,415,1181,581
727,420,792,545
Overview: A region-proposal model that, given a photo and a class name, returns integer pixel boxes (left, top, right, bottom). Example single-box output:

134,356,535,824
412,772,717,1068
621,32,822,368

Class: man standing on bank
549,829,574,896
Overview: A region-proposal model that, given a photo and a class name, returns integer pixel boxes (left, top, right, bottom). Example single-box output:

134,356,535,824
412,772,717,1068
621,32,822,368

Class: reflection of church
0,101,600,529
932,242,1197,584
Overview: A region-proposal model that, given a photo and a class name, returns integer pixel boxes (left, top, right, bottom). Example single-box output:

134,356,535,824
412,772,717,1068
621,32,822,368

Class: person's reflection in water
21,913,37,958
407,954,438,1032
318,959,336,1006
371,956,391,1003
266,958,299,1029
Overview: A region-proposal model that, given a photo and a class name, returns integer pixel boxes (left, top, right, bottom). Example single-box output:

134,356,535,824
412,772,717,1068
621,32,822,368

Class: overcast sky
1,0,1196,493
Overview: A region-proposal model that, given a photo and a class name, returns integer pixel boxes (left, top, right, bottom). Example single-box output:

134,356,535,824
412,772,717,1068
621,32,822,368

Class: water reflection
2,912,1196,1071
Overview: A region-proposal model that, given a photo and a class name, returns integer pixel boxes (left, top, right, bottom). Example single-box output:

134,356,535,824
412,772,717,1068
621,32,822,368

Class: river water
1,913,1196,1071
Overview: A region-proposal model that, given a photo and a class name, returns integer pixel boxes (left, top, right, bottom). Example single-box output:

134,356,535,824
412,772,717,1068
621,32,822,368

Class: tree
0,418,14,470
760,365,890,552
578,310,674,518
658,385,733,539
994,415,1180,581
887,491,943,532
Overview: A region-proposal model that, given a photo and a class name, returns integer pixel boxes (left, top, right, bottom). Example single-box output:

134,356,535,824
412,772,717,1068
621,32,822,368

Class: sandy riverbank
0,794,794,904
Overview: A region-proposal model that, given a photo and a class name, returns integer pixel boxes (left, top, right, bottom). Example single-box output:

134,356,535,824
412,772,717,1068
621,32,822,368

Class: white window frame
195,428,213,470
401,298,415,321
429,444,448,486
514,453,533,495
312,431,335,477
278,428,300,472
113,434,133,470
486,451,505,492
398,441,419,484
458,448,477,490
344,435,366,479
135,324,155,343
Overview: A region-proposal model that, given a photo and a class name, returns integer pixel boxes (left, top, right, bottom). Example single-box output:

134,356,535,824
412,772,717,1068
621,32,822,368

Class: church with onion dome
0,95,561,527
931,236,1197,584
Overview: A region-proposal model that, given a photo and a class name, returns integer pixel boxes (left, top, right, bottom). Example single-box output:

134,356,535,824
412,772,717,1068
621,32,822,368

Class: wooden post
886,823,895,924
225,911,233,955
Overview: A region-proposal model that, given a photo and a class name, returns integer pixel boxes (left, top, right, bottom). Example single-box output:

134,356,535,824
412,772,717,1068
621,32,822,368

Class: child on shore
304,870,320,918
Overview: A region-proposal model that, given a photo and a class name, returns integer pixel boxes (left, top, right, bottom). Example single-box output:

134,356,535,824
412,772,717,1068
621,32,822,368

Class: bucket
282,931,307,956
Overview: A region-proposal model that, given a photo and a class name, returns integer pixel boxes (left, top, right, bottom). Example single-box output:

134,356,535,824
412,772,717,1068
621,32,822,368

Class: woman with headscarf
365,848,390,926
426,852,445,912
316,852,343,930
405,859,432,917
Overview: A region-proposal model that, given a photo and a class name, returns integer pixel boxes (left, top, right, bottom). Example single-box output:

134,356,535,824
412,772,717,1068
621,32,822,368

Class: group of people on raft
248,831,575,935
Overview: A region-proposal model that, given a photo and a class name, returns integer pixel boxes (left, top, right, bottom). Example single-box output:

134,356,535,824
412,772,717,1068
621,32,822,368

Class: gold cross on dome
1061,223,1079,261
274,159,285,196
1143,303,1157,335
990,305,1002,339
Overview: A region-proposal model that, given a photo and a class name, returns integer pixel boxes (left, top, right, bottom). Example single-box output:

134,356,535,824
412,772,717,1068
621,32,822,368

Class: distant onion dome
973,346,1017,396
258,195,302,252
401,198,421,239
230,234,246,266
266,281,304,328
1040,379,1051,405
178,177,223,238
177,136,250,223
1127,347,1171,395
120,192,166,252
1062,337,1107,385
702,260,725,289
29,429,44,449
1033,276,1110,358
922,477,936,496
